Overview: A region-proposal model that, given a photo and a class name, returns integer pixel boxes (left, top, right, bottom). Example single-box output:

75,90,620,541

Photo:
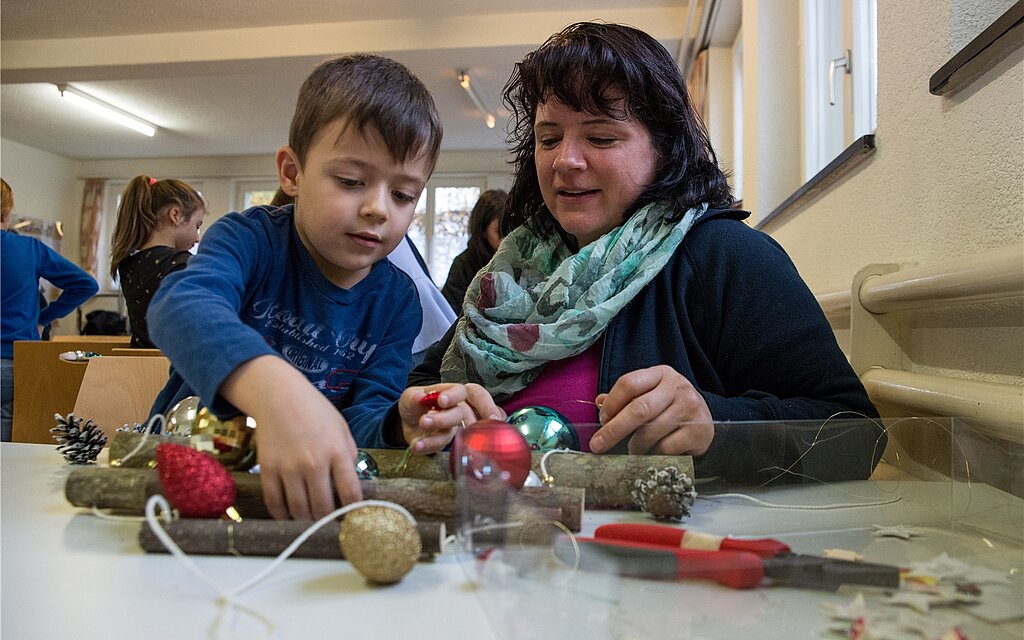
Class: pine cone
51,413,108,465
631,466,697,521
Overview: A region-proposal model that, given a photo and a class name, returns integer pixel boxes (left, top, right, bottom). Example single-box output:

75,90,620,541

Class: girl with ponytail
110,175,205,348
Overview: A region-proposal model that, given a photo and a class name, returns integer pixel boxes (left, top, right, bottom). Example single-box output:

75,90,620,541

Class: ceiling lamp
457,70,496,129
57,84,157,137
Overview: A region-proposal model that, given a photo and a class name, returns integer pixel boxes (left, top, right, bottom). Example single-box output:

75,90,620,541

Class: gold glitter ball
339,506,421,584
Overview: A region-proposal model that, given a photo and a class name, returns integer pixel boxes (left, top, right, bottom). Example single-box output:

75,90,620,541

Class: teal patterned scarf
441,202,705,400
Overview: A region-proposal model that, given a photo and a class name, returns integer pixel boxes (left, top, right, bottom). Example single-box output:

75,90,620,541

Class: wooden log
65,467,584,531
139,518,447,560
109,432,694,510
108,432,189,468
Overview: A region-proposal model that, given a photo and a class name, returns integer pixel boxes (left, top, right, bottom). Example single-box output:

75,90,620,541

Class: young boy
148,54,443,520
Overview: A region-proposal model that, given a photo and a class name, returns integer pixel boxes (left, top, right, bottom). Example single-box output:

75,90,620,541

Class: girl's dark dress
118,247,190,348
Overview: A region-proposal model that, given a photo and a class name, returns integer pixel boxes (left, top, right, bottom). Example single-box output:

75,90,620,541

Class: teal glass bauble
355,450,380,479
507,406,580,452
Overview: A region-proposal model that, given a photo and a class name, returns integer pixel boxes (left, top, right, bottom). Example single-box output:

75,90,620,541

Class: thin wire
516,519,581,585
878,415,974,518
445,519,582,587
757,410,885,486
725,413,974,515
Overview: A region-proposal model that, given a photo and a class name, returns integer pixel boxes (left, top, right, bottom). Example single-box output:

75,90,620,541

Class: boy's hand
398,383,504,454
220,355,362,520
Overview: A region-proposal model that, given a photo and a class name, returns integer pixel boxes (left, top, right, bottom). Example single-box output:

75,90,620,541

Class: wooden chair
72,355,171,440
51,335,131,343
111,348,165,357
12,339,145,443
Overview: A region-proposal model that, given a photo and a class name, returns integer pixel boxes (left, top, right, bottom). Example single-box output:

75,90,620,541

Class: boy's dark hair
501,22,732,242
289,54,443,171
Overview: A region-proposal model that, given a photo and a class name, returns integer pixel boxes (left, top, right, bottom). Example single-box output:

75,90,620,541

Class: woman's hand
588,365,713,456
398,383,505,454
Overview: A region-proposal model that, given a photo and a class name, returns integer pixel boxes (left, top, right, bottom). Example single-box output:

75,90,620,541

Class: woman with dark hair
386,22,882,484
440,189,507,311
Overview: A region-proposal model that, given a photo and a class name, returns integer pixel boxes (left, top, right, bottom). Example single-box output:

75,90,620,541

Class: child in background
1,178,98,441
147,54,447,520
441,189,507,312
110,176,206,348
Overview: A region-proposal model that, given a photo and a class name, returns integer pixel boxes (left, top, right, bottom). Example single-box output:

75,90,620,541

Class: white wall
0,138,80,256
762,0,1023,386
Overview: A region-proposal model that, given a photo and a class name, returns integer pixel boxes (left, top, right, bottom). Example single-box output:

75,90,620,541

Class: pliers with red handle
596,523,792,558
553,523,900,591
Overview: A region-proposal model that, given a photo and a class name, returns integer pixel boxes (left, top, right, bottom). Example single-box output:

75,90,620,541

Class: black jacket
403,209,883,484
440,244,493,313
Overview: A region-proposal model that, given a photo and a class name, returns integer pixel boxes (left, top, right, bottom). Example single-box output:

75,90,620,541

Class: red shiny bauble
155,443,237,518
450,419,533,489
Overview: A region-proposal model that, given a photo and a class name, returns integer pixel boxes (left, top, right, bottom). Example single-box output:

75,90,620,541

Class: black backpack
81,310,128,336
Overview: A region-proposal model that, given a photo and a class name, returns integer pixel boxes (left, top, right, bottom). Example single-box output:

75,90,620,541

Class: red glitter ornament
450,419,533,489
155,443,237,518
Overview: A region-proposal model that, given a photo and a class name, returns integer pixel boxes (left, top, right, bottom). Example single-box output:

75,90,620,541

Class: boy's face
277,119,431,289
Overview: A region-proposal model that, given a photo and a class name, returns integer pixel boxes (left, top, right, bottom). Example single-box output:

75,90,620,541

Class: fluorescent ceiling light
57,84,157,137
457,70,496,129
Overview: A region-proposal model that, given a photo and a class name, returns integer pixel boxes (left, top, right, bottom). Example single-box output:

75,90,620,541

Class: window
97,180,127,292
233,178,280,211
407,178,486,285
801,0,878,181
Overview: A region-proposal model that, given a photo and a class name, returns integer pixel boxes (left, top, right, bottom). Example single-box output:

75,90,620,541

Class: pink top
500,339,603,452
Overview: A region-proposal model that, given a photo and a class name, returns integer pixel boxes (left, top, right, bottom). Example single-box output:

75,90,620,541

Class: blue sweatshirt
148,205,422,448
1,231,98,358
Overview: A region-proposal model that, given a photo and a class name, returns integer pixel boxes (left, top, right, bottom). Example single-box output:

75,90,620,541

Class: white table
2,443,1021,639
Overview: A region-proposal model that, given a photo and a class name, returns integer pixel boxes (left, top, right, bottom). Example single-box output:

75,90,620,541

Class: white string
539,448,583,480
91,506,148,522
144,495,416,639
116,413,166,465
698,492,902,510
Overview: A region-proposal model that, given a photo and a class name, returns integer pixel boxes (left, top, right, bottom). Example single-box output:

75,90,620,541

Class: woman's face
485,217,502,251
533,96,657,247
